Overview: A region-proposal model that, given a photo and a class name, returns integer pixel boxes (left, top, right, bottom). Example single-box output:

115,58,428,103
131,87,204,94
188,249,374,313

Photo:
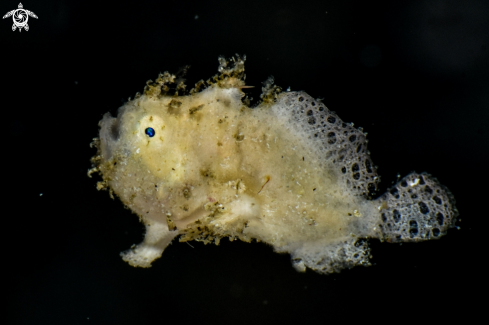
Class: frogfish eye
145,127,155,137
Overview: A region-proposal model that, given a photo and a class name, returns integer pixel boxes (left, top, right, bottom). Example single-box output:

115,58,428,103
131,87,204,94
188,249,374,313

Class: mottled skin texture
89,57,457,273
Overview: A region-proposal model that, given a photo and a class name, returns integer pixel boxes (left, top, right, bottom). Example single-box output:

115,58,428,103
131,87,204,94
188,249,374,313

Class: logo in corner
3,3,37,32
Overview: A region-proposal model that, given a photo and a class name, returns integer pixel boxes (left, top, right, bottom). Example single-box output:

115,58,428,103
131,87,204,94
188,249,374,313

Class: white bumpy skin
89,55,458,274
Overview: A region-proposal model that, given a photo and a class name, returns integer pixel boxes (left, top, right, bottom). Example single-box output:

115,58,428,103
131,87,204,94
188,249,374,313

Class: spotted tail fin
376,172,458,242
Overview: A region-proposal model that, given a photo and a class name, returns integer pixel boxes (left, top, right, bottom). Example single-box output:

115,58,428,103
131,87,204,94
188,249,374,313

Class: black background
3,0,487,324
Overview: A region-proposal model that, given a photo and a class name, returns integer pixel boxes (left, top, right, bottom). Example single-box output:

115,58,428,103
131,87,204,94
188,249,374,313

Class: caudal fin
376,172,458,242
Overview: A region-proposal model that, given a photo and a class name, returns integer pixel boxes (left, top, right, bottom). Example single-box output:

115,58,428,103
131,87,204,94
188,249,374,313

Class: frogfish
88,55,458,274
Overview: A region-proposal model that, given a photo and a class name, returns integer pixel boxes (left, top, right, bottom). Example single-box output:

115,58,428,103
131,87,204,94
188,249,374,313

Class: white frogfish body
89,56,458,274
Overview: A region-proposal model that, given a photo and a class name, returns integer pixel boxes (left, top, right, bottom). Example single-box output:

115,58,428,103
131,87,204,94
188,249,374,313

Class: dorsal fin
272,91,379,196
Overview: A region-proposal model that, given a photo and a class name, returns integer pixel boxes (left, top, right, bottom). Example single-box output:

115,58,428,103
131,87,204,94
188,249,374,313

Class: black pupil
145,127,155,137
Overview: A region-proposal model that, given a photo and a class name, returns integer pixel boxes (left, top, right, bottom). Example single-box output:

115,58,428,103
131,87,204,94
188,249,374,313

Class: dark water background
3,0,486,323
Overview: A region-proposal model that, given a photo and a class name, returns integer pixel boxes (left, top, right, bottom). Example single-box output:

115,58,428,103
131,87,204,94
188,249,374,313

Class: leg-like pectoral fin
121,222,179,268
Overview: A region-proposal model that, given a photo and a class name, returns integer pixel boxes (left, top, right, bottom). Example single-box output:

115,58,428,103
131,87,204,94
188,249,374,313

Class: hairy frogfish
89,55,458,274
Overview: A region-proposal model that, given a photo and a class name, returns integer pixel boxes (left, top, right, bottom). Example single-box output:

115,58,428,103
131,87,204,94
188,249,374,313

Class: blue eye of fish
145,127,155,137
